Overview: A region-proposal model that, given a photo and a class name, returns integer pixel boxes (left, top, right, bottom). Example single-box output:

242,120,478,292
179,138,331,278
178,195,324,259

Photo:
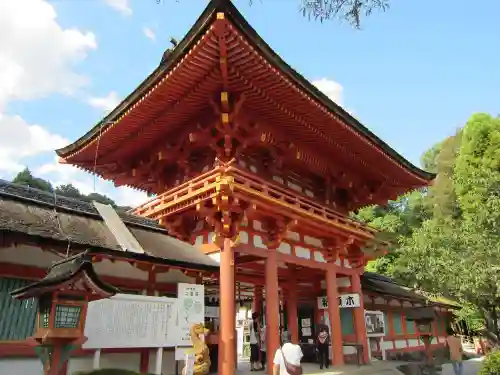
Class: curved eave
11,252,120,299
56,0,434,184
55,2,219,159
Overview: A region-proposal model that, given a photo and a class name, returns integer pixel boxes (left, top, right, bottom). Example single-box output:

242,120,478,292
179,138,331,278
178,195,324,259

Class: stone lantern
11,251,119,375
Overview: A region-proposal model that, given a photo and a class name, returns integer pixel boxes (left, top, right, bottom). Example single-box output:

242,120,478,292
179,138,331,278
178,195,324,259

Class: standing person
250,312,261,371
260,325,267,371
316,326,330,370
446,328,464,375
273,332,303,375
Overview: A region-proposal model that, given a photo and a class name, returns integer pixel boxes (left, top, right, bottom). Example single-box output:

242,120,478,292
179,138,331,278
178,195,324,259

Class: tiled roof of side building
0,180,219,270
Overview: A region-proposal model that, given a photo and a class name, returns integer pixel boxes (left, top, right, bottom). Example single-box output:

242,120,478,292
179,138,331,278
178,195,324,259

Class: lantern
416,320,433,335
405,306,437,364
11,251,119,375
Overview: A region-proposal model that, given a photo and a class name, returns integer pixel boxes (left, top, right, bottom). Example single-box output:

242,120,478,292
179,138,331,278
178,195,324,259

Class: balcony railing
133,166,376,237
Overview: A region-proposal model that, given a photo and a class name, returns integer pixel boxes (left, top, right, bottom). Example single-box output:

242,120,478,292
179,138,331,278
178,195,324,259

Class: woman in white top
273,332,303,375
249,312,261,371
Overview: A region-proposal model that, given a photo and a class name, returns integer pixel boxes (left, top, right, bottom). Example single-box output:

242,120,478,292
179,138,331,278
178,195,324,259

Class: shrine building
0,0,458,374
0,181,456,375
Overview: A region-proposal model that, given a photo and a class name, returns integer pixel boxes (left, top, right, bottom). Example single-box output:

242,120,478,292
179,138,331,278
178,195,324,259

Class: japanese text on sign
317,293,360,309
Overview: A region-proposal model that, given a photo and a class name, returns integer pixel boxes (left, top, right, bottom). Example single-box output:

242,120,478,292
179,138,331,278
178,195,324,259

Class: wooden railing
134,167,223,216
133,166,377,236
226,167,376,234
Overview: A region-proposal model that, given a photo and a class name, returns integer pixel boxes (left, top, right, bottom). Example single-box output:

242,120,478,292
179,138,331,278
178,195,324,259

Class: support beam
286,265,299,344
351,272,369,364
219,238,236,375
326,265,344,365
265,250,280,375
253,286,263,316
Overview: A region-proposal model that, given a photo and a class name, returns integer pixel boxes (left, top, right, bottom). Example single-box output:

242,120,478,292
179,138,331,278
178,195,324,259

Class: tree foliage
356,113,500,342
13,168,54,192
156,0,390,29
10,168,132,211
299,0,389,28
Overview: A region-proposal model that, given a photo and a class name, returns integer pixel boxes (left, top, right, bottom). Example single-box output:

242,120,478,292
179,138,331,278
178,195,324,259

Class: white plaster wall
408,339,420,347
0,358,43,375
394,340,408,349
381,340,394,350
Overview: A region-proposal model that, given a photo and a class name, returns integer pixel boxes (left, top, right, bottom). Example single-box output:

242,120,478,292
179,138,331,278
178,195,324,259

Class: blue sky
1,0,499,205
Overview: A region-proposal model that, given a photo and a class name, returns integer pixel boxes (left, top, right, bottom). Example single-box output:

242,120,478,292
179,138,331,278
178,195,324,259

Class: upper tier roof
56,0,434,191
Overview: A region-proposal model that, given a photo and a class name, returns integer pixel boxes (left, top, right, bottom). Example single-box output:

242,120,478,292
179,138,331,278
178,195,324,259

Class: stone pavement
441,358,484,375
236,360,407,375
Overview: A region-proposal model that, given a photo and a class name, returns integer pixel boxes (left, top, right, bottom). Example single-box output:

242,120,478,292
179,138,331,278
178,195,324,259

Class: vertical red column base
219,238,236,375
326,266,344,366
352,272,369,364
266,250,280,375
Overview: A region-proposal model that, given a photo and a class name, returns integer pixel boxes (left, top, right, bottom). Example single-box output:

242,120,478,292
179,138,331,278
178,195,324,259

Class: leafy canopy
356,113,500,341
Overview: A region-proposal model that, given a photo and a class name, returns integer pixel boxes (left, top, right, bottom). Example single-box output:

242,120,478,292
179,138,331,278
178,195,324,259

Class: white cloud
87,91,120,112
0,0,97,176
312,78,344,106
143,27,156,41
103,0,132,17
0,0,97,111
0,0,145,208
0,114,69,173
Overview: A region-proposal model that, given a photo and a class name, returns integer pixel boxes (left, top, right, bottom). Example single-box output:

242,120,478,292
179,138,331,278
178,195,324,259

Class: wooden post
313,279,323,326
265,249,280,375
287,265,299,344
49,346,62,375
253,286,262,316
351,272,369,364
326,265,344,365
219,238,236,375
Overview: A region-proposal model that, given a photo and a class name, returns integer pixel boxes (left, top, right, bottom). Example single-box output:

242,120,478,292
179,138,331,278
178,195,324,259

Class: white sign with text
83,294,177,349
317,293,361,310
177,283,205,346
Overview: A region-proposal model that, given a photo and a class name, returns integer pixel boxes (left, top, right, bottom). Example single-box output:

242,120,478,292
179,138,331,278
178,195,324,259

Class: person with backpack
273,332,303,375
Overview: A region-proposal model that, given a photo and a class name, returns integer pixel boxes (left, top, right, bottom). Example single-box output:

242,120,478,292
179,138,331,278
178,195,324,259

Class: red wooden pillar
326,265,344,365
266,250,280,375
219,238,236,375
253,286,263,316
49,346,62,375
401,302,409,347
58,360,68,375
386,299,396,350
313,280,323,326
351,273,369,364
287,265,299,344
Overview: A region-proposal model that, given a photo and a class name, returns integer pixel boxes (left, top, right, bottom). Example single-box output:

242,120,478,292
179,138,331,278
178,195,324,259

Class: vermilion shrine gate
55,1,434,374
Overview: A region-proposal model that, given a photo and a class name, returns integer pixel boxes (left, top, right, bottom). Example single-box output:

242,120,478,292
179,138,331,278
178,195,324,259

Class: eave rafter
225,66,385,207
226,22,410,188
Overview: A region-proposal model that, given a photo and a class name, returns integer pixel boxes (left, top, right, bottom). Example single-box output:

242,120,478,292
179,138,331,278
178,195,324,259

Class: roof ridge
0,179,164,232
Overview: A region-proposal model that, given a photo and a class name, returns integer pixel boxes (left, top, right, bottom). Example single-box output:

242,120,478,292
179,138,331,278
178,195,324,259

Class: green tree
55,184,83,199
299,0,389,27
158,0,390,28
355,190,428,277
84,192,117,207
12,168,53,192
400,113,500,342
